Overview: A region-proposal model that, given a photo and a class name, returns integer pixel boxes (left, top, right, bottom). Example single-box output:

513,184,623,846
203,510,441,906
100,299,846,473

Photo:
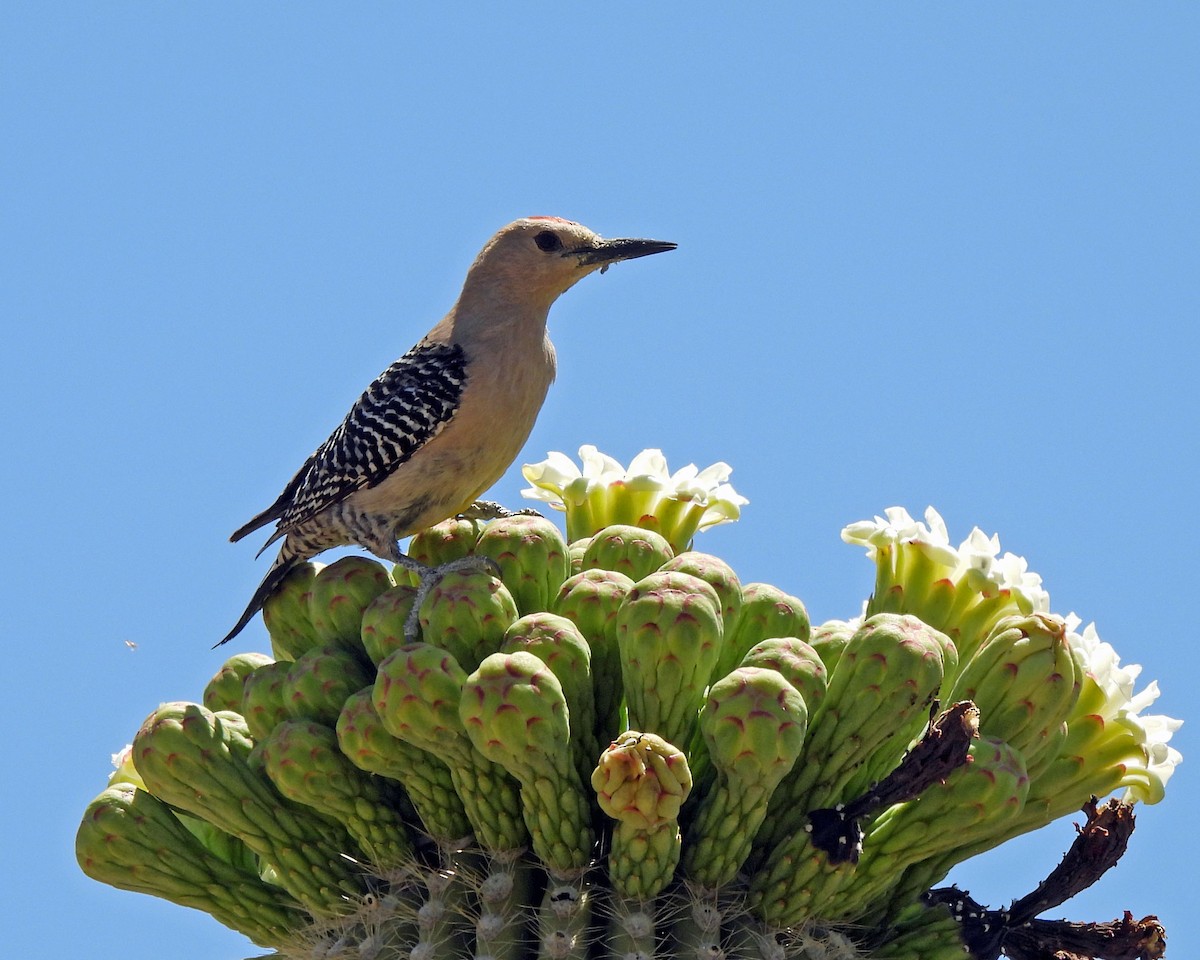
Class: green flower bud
500,612,601,790
684,667,808,888
582,524,674,582
474,513,571,615
710,582,810,687
738,635,828,717
261,561,322,661
203,652,273,713
258,719,414,868
808,618,856,672
76,781,305,946
282,642,374,727
460,651,594,876
405,516,487,576
659,551,743,634
336,687,472,843
552,568,635,746
948,612,1079,774
418,568,519,671
359,583,419,666
241,660,293,741
616,571,724,749
750,614,949,921
373,643,527,853
307,555,393,654
131,702,366,915
567,536,591,575
826,736,1030,921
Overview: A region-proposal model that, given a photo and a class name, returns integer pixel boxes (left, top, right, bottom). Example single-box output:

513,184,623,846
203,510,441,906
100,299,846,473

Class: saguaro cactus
78,449,1178,960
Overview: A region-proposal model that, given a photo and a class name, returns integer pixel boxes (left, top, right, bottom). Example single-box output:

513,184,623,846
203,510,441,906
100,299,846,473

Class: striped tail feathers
217,549,305,647
230,500,285,545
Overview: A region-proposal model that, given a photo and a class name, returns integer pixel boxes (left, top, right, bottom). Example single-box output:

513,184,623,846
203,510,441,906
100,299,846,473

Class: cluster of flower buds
76,449,1179,959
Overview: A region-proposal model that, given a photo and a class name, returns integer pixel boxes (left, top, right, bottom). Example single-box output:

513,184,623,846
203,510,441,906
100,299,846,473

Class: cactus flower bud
592,731,692,900
616,571,724,750
203,652,273,714
307,555,393,654
474,513,571,615
261,561,323,661
418,568,519,671
460,651,595,876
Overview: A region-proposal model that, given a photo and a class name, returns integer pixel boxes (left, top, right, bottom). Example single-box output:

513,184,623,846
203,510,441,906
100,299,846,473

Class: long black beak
569,236,677,266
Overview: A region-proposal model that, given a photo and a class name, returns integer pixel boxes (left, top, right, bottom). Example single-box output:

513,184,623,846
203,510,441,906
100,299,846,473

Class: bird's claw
459,500,543,522
401,554,502,642
461,500,511,521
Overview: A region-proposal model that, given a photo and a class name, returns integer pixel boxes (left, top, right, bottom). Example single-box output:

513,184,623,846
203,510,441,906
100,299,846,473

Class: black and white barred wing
231,340,467,543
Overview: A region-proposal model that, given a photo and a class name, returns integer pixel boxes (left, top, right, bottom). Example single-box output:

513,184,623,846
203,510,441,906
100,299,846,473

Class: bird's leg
461,499,544,520
388,545,501,642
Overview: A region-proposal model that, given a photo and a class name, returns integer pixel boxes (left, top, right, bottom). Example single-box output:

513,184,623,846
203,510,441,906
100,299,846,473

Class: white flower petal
578,444,624,481
626,448,669,480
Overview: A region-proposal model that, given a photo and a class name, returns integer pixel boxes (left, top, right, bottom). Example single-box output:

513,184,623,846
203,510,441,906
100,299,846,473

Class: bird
220,216,676,645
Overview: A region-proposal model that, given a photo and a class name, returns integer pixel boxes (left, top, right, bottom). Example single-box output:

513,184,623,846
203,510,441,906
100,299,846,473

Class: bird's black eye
534,230,563,253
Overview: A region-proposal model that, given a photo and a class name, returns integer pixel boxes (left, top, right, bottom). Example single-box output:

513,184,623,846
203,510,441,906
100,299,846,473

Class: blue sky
4,5,1196,958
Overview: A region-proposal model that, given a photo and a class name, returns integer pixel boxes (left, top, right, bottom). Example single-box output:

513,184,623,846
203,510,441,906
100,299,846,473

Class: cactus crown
77,447,1178,960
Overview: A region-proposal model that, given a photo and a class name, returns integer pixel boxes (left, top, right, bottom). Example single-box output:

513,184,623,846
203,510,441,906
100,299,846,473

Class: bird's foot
393,553,503,643
460,499,544,521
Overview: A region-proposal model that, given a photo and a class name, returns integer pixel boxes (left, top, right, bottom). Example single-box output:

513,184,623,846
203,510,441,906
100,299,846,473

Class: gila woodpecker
221,217,676,645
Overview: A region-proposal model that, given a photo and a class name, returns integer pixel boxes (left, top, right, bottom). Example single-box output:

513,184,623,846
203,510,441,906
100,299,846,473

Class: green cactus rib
360,583,419,666
373,643,528,853
552,567,635,746
261,561,322,661
130,702,367,915
536,876,593,960
203,652,274,713
710,581,810,688
592,731,692,901
417,568,519,672
815,736,1031,923
460,651,595,876
76,781,306,946
411,856,475,959
500,612,601,791
946,613,1079,775
471,854,538,960
683,667,808,889
667,890,727,960
336,687,472,843
474,513,571,615
258,719,415,869
582,523,675,582
616,571,724,750
605,898,659,960
307,555,394,654
282,642,375,727
241,659,294,740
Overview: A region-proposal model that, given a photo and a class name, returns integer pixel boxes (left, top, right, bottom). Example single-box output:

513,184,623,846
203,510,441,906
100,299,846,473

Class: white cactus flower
521,445,747,550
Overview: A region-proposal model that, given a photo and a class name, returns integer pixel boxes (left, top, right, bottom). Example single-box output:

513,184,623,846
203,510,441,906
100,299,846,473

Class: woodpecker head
462,217,677,312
